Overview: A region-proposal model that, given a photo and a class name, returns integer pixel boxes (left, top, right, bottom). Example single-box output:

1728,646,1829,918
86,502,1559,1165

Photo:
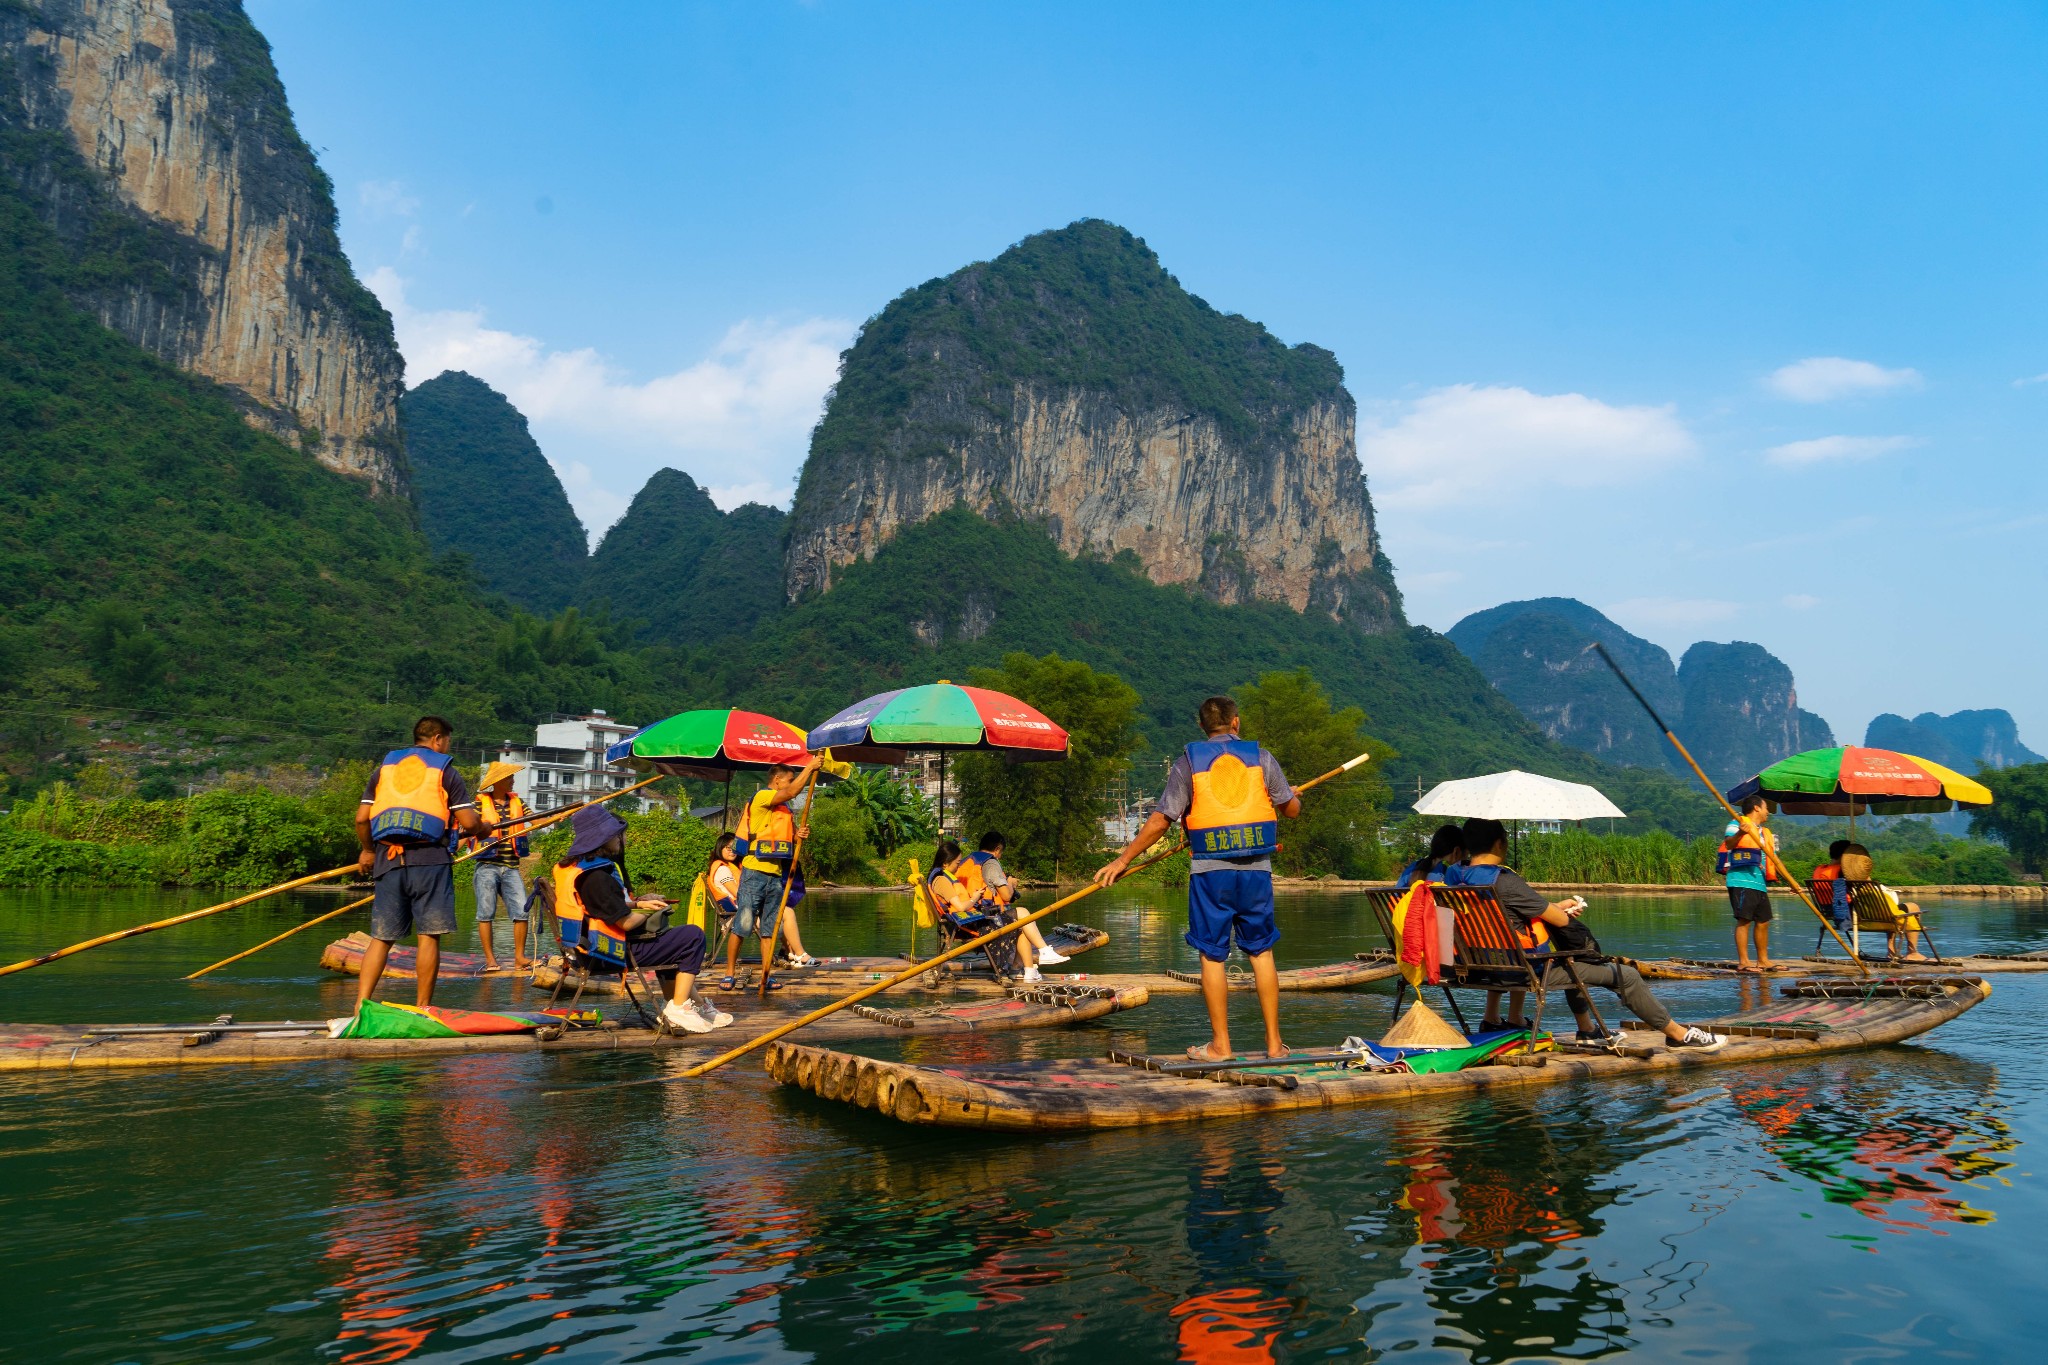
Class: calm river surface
4,884,2045,1362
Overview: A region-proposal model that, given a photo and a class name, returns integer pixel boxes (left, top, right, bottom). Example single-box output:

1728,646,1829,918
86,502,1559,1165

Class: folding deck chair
1367,885,1610,1037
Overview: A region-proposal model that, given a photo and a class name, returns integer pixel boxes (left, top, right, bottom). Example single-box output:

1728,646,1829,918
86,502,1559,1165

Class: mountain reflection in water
2,885,2042,1359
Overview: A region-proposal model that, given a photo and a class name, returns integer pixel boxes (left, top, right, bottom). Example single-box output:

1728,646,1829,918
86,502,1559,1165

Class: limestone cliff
1,0,404,491
785,221,1400,630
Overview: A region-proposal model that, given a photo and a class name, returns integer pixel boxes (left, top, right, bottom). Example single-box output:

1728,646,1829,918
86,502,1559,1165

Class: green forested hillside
583,469,786,644
657,508,1715,830
0,117,671,790
401,370,589,613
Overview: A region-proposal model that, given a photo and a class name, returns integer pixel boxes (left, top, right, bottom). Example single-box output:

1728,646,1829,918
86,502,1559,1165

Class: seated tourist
1810,838,1853,931
1458,818,1722,1050
1841,845,1929,961
967,831,1067,966
1396,825,1464,889
930,839,1041,981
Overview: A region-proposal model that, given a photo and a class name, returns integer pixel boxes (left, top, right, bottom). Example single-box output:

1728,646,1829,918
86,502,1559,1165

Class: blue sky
250,1,2048,750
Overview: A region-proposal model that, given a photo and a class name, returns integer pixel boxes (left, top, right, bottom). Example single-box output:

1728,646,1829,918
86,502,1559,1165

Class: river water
3,884,2044,1362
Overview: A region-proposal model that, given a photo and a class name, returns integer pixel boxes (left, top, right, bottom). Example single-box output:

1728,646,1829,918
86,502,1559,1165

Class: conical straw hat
1380,999,1469,1049
480,761,526,792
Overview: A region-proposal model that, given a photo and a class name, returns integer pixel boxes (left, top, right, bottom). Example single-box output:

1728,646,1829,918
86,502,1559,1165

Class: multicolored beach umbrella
605,708,813,781
806,682,1069,764
1726,746,1995,816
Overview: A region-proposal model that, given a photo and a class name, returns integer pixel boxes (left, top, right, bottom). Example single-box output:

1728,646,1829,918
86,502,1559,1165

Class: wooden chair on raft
933,900,1025,979
1365,885,1609,1037
1807,878,1941,961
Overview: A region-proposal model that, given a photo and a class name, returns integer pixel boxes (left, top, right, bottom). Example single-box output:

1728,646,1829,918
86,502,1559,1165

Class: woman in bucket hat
554,805,732,1033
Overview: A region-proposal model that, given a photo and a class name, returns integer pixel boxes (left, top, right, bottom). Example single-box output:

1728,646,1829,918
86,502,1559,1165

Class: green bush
181,789,344,887
1516,829,1719,884
804,792,880,884
0,822,182,886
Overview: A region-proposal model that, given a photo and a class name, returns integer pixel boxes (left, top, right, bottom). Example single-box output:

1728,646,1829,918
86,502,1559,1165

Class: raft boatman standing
1720,794,1779,974
1095,695,1301,1062
356,716,482,1010
462,759,533,973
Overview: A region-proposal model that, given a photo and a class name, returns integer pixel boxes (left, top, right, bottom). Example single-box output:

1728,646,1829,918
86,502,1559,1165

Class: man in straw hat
554,804,731,1033
465,758,535,972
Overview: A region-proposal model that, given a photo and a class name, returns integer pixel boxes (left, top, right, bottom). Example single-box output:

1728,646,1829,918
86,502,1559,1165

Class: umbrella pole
938,754,946,838
1590,644,1869,974
723,774,732,832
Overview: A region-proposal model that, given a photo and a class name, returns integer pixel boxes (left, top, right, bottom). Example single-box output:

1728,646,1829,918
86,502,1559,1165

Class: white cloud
359,180,420,218
369,268,852,533
1765,434,1916,465
1783,593,1821,610
1603,596,1740,630
2014,372,2048,387
1360,384,1694,509
1765,356,1921,402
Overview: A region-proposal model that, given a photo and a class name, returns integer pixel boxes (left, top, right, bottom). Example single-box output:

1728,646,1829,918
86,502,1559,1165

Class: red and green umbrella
807,682,1068,832
807,682,1069,763
606,708,813,781
1726,745,1994,816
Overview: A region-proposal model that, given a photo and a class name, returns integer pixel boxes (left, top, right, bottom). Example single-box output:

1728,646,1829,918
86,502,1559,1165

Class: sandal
718,976,737,991
1185,1042,1233,1063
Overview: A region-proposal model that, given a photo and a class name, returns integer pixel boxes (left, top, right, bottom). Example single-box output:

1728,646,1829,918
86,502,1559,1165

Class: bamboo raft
1645,954,2048,977
1051,951,1401,995
0,981,1148,1073
323,923,1110,991
766,975,1990,1132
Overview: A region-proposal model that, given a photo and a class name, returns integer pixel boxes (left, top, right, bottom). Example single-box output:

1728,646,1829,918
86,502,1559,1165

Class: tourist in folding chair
1842,845,1931,961
1808,839,1855,952
929,839,1037,981
553,805,733,1034
1460,819,1723,1051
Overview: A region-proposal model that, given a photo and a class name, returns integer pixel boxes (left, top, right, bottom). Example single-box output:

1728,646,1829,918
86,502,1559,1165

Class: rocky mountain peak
2,0,406,491
784,219,1400,630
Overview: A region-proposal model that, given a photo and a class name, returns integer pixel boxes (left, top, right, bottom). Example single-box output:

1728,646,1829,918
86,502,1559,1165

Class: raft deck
767,975,1990,1132
0,981,1147,1072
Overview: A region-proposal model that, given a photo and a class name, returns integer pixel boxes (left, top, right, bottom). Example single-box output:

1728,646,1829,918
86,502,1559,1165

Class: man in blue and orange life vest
1095,695,1302,1062
355,716,482,1010
725,753,824,987
1720,794,1780,973
462,760,534,973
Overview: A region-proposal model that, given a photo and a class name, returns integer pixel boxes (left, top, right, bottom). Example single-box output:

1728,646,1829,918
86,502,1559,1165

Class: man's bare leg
1248,950,1286,1058
415,935,441,1007
478,915,500,970
1734,922,1754,969
725,930,743,982
512,919,530,969
1754,921,1773,971
1196,958,1234,1059
356,939,393,1010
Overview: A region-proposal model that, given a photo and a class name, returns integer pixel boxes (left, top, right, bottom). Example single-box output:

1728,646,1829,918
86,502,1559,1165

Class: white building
489,711,671,814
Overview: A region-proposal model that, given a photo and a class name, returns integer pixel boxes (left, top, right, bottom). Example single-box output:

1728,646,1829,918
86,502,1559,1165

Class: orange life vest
368,747,453,847
1184,739,1279,859
928,864,974,919
552,857,631,964
964,851,1014,904
463,792,528,861
737,794,796,863
707,860,740,909
1716,821,1766,877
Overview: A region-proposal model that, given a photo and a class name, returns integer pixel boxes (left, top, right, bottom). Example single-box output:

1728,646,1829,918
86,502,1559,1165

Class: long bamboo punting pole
1590,644,1868,973
0,864,357,980
179,774,665,980
657,749,1374,1084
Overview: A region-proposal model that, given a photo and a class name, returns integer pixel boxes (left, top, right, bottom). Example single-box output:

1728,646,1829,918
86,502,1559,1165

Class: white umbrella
1413,770,1627,822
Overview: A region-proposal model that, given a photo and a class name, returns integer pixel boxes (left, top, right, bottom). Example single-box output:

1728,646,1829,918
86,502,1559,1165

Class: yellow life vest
463,791,528,861
1184,739,1278,858
737,793,796,863
368,747,453,849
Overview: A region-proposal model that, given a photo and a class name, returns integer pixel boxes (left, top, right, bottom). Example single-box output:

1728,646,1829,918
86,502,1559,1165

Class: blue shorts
1185,867,1277,962
734,867,788,938
371,863,456,941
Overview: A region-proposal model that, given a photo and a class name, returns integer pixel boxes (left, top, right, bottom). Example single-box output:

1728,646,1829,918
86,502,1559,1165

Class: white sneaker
788,953,819,968
1036,949,1070,965
661,1000,714,1034
699,999,735,1028
1021,967,1043,982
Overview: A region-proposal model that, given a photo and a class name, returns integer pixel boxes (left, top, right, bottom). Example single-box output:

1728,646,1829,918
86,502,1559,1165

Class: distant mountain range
1448,599,1835,788
1865,711,2041,772
1449,598,2036,787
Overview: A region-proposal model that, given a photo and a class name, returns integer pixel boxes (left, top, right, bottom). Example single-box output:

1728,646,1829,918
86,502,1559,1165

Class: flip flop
1735,966,1761,975
1184,1043,1233,1063
1265,1043,1292,1061
718,977,737,991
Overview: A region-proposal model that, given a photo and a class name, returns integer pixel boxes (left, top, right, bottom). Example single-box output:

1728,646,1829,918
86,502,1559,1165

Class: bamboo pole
1589,644,1869,974
662,749,1374,1083
758,764,821,999
0,864,357,980
179,775,664,980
